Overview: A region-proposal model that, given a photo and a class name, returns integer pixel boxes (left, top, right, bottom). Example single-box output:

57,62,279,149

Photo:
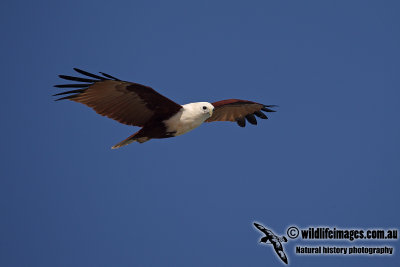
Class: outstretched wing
273,244,289,264
205,99,276,127
254,222,269,235
53,68,182,126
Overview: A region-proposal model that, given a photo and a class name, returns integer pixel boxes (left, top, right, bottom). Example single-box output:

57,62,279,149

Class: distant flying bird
254,222,288,264
54,68,276,149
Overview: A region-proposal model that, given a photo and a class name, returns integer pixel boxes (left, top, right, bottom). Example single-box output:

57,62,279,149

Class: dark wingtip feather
99,72,120,81
54,69,120,101
54,84,91,88
245,114,257,125
59,75,97,83
236,117,246,127
53,89,85,96
254,110,268,119
54,94,78,101
73,68,106,80
262,105,277,112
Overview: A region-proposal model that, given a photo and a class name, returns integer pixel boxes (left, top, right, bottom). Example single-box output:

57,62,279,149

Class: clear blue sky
1,0,399,266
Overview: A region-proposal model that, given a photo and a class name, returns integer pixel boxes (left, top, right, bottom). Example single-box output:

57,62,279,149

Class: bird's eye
202,106,207,110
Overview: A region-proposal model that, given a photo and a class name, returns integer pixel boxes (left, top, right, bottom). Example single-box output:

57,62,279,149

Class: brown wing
53,68,182,126
205,99,276,127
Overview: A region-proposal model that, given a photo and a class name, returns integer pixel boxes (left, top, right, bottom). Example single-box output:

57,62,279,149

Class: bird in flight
254,222,288,264
54,68,276,149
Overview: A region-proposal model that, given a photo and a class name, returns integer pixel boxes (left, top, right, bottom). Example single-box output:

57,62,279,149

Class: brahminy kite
54,68,276,149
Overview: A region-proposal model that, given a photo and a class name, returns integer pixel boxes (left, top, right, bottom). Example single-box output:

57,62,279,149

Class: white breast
163,103,211,136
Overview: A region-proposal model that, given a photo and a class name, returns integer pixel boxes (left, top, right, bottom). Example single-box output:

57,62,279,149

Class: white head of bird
164,102,215,136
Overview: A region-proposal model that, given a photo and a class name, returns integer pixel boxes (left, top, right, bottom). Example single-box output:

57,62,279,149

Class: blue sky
1,0,399,266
